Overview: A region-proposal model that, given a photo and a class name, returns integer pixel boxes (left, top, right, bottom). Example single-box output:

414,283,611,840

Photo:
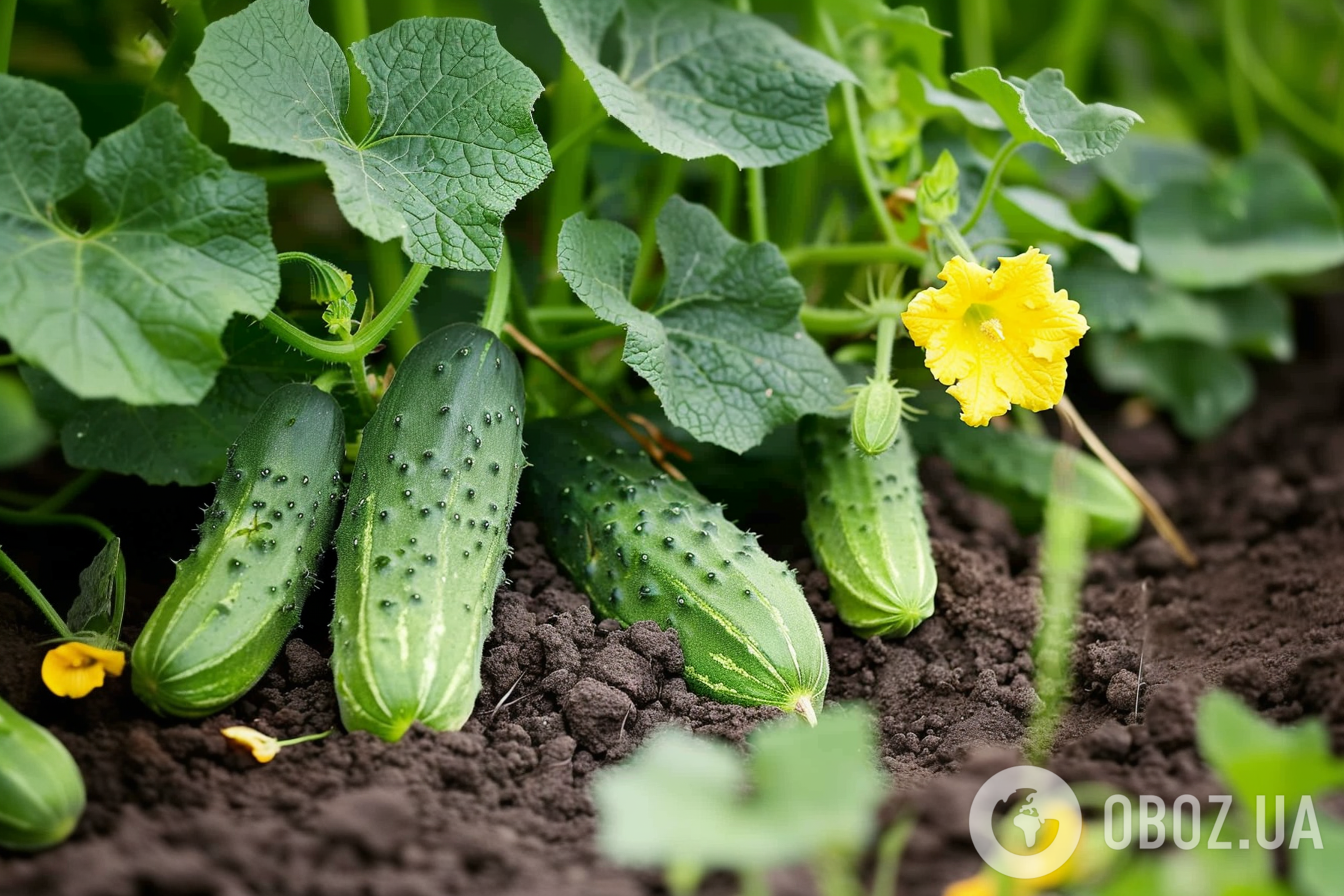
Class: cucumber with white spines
331,323,525,742
799,414,936,638
0,697,85,851
131,384,345,718
525,418,828,723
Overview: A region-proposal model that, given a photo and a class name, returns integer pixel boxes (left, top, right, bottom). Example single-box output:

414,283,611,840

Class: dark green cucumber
525,418,828,722
799,414,936,638
0,696,85,851
131,384,345,718
331,324,525,742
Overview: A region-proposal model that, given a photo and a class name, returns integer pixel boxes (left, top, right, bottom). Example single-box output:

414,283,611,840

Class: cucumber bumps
799,415,936,638
332,324,525,742
0,697,85,851
132,385,345,717
526,418,828,723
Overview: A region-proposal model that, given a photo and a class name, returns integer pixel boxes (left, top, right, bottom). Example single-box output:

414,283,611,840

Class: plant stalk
960,137,1021,235
784,241,924,269
0,545,74,640
480,241,513,336
746,167,769,244
142,0,207,133
0,0,17,73
0,354,18,367
31,470,101,515
263,263,431,363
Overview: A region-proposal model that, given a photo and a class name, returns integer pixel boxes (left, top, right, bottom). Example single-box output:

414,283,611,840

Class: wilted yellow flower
903,248,1087,426
41,642,125,698
221,726,281,763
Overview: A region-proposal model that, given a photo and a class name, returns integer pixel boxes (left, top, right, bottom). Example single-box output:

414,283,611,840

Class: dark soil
2,310,1342,896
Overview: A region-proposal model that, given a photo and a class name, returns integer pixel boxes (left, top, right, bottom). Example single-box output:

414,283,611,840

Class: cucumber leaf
558,196,847,454
998,186,1140,272
540,0,853,167
0,76,278,406
1135,150,1344,289
1095,136,1213,204
24,322,325,486
67,538,122,637
826,1,947,107
1087,334,1255,439
594,704,883,872
1196,690,1344,832
950,67,1141,163
898,69,1003,130
191,0,550,270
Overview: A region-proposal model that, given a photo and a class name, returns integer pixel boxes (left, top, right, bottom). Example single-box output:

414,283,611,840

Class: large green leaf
998,186,1140,272
1087,334,1255,439
1095,136,1213,204
1059,259,1293,361
0,76,278,406
24,322,325,486
558,197,846,453
540,0,853,167
1135,150,1344,289
191,0,550,270
950,67,1141,163
594,705,883,872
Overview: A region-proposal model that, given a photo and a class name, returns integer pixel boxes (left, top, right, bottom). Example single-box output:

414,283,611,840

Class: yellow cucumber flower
221,727,281,763
41,642,125,699
902,248,1087,427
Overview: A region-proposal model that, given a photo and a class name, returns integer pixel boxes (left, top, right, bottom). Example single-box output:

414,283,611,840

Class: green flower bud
850,377,918,456
917,150,960,226
0,697,85,851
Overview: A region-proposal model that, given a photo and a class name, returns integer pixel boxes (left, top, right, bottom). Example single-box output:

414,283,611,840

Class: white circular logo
969,766,1082,880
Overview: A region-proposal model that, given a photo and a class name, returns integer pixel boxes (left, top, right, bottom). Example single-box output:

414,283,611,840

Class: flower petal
40,642,124,698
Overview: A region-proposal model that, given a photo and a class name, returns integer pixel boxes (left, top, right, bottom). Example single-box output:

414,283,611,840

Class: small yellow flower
221,726,281,763
41,642,126,698
903,248,1087,427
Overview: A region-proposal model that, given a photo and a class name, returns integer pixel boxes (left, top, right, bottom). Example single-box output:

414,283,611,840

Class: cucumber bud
849,377,918,457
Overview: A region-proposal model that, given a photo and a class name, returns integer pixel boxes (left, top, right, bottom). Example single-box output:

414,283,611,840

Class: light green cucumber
0,696,85,851
331,324,525,742
131,384,345,717
799,414,937,638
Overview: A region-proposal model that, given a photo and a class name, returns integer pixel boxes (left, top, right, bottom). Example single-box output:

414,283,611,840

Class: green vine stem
0,545,73,639
784,241,924,269
263,262,431,363
31,470,100,515
142,0,207,133
542,57,604,308
368,239,422,363
714,157,741,232
0,0,16,73
630,156,685,303
816,6,910,251
1222,0,1260,152
347,359,377,417
940,220,977,264
799,305,877,337
872,314,898,381
746,166,769,243
957,0,994,69
480,241,513,336
548,107,608,164
960,137,1022,235
250,162,328,185
331,0,372,138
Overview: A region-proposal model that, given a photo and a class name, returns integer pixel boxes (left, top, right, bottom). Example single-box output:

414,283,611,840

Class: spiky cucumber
131,385,345,717
799,414,936,638
0,696,85,851
525,418,828,723
331,324,525,742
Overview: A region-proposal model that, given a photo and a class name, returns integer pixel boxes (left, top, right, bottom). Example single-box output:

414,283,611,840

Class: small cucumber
799,414,937,638
0,696,85,851
910,414,1142,547
331,324,525,742
525,418,828,723
131,384,345,717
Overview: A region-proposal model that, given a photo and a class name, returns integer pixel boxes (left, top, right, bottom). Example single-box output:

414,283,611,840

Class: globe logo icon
969,767,1082,879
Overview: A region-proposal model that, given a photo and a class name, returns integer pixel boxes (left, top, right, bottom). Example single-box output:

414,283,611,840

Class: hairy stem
264,263,431,363
872,314,898,381
0,545,74,639
480,241,513,336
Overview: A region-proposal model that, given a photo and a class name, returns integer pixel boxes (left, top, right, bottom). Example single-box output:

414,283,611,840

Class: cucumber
131,384,345,717
525,418,828,723
799,414,936,638
910,414,1142,547
0,696,85,851
331,324,525,742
